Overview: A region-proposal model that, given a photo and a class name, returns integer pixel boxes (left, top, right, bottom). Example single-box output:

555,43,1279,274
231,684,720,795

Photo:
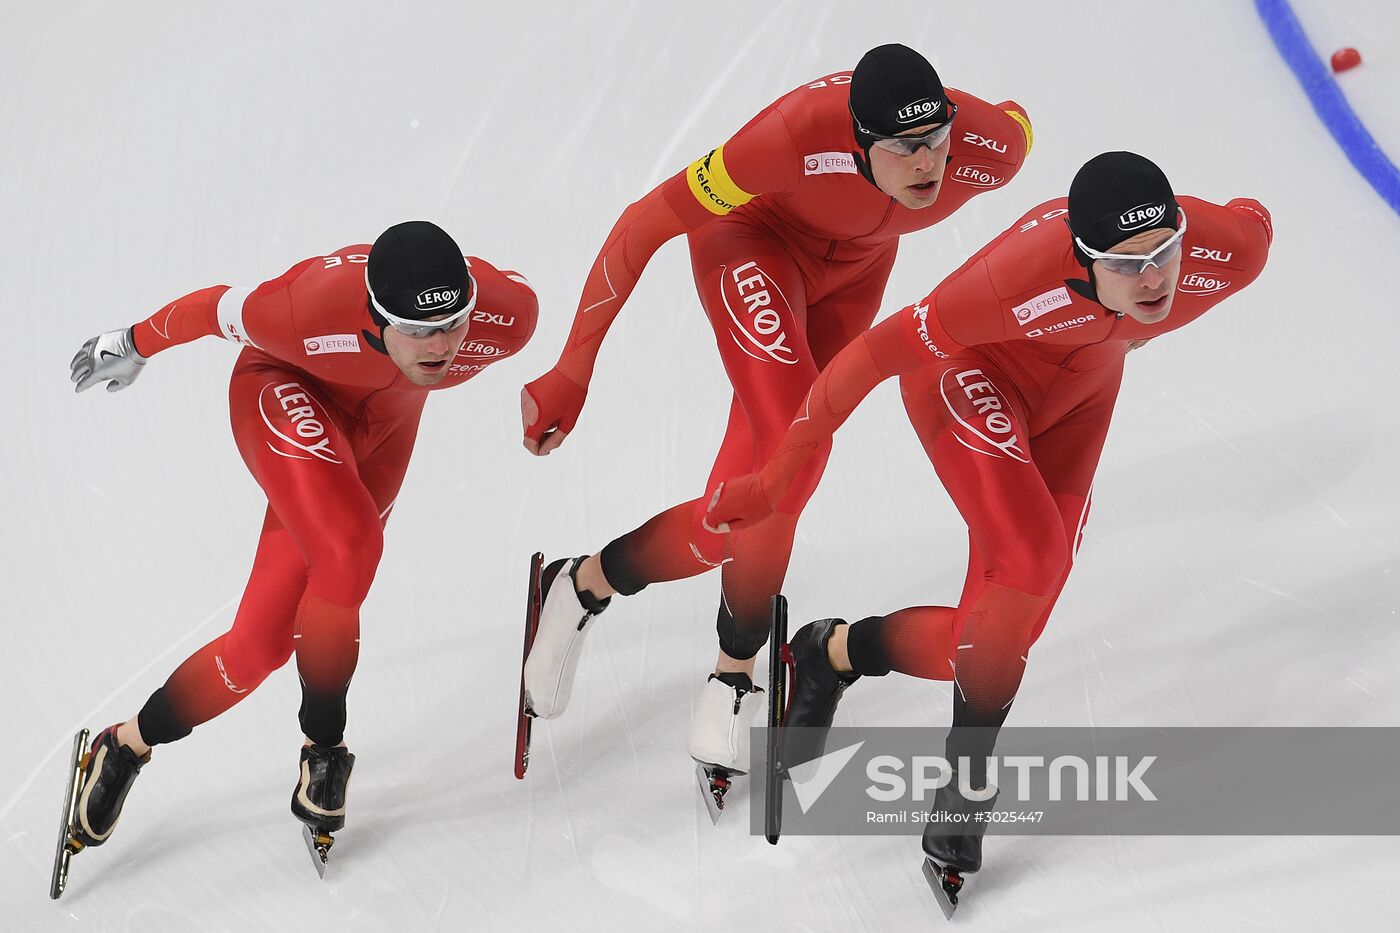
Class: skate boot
291,744,355,834
923,778,999,872
689,672,766,773
781,619,859,770
71,725,149,848
522,556,610,719
922,778,999,916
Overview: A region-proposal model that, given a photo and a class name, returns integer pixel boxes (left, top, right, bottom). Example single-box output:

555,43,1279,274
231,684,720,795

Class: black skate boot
70,725,149,848
781,619,860,770
292,744,355,876
922,778,1000,917
291,744,355,833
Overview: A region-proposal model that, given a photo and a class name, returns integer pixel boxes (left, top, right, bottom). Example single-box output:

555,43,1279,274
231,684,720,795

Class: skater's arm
522,112,800,453
704,295,968,529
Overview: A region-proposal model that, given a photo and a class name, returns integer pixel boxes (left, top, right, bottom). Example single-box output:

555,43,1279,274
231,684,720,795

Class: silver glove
71,328,147,393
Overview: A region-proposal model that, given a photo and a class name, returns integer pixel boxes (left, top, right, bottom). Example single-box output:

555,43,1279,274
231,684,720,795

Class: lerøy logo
1011,287,1071,326
456,339,507,360
1178,272,1231,295
415,286,461,313
939,368,1028,462
258,382,341,464
803,151,858,176
724,261,797,365
951,164,1003,188
896,97,941,124
303,333,361,356
1118,203,1166,231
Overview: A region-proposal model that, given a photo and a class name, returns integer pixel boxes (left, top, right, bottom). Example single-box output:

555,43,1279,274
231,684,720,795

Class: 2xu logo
1189,246,1234,263
1178,272,1231,295
939,368,1027,462
951,164,1003,188
258,382,341,464
963,132,1007,153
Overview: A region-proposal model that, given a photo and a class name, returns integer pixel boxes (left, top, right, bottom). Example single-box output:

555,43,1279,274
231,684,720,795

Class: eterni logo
803,151,858,176
1012,287,1071,326
303,333,361,356
415,286,461,312
1118,203,1166,231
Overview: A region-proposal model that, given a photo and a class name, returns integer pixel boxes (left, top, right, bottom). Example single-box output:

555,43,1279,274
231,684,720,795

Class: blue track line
1255,0,1400,216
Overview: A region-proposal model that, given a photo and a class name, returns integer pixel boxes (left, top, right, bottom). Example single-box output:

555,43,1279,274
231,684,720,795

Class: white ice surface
2,1,1398,931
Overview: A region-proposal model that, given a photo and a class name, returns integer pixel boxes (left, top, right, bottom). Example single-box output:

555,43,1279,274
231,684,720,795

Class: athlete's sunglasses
855,102,958,155
1075,210,1189,276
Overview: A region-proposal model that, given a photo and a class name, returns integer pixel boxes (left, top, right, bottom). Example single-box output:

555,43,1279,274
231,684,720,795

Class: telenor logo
896,97,941,124
415,286,461,312
1118,203,1166,231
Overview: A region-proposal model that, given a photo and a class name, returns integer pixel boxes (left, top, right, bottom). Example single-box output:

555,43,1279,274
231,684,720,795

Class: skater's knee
982,527,1069,596
306,523,383,604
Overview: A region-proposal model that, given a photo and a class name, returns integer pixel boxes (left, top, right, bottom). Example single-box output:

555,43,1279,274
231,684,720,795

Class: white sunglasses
1075,209,1188,275
366,270,477,337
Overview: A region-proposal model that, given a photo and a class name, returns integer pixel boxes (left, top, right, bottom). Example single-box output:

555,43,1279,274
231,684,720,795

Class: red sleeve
552,109,800,386
130,256,322,357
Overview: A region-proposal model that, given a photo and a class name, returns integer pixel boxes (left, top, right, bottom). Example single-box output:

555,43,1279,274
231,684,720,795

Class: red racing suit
525,70,1033,659
706,194,1272,752
128,247,537,747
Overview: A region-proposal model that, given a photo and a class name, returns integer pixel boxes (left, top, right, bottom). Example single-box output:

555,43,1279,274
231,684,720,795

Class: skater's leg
132,517,307,748
226,363,385,747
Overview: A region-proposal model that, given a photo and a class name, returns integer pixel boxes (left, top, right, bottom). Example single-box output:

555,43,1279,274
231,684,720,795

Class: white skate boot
690,672,764,822
522,557,610,720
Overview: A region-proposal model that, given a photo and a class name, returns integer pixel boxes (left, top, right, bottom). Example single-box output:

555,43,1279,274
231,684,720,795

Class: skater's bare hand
521,369,586,456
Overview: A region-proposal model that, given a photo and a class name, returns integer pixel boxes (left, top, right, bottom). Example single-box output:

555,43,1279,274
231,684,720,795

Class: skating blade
922,858,962,920
514,552,544,779
694,763,729,825
302,825,333,879
49,728,89,900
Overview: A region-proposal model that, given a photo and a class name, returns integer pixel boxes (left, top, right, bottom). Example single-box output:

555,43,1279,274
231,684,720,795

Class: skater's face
868,121,951,210
1091,226,1183,325
383,314,471,385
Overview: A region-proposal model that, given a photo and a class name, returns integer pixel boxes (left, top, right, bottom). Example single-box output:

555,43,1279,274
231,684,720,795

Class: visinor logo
951,164,1003,188
1118,203,1166,231
896,97,941,124
415,287,461,312
724,261,796,365
1179,272,1231,295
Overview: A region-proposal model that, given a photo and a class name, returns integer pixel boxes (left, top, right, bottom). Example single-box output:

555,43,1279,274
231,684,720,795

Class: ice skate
781,619,860,770
521,556,610,720
921,779,999,919
688,672,764,822
291,743,355,877
50,725,149,899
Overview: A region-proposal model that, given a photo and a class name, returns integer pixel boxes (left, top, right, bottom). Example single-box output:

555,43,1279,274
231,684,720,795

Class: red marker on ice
1330,47,1362,73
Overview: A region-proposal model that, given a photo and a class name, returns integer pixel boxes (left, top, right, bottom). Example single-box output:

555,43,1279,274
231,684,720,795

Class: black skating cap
849,44,950,139
1067,152,1180,257
366,220,472,323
